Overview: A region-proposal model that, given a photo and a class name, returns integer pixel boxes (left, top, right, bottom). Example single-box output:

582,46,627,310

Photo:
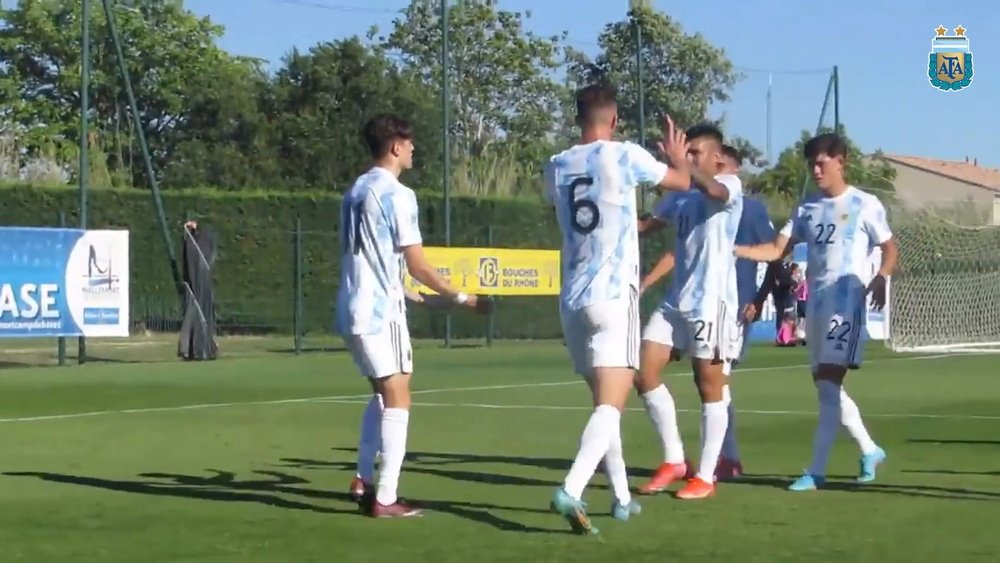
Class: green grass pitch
0,338,997,562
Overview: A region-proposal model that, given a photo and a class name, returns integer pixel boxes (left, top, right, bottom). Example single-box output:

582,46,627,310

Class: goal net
887,212,1000,353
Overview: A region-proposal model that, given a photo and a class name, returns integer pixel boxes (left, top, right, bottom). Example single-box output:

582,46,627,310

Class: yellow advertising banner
403,247,560,296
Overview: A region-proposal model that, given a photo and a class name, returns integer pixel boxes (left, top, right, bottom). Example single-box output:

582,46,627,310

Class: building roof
882,154,1000,193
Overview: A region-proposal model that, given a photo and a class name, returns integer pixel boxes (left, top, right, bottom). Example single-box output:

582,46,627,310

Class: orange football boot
675,476,715,500
637,461,688,495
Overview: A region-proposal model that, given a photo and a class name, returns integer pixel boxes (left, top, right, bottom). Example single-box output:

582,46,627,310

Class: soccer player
717,144,776,480
734,132,897,490
348,289,487,503
634,127,745,500
544,84,690,534
337,114,487,518
637,145,771,484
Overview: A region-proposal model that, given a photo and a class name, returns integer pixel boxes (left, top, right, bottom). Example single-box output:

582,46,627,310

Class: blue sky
8,0,996,167
183,0,998,168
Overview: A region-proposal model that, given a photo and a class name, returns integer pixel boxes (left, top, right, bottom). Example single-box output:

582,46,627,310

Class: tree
568,5,739,146
266,37,441,190
158,61,278,189
747,126,896,199
727,135,767,168
0,0,256,186
376,0,568,157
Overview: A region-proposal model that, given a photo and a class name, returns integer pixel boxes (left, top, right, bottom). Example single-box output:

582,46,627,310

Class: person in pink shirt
792,264,809,344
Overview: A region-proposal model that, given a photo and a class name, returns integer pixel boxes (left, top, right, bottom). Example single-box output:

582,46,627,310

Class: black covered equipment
178,225,219,361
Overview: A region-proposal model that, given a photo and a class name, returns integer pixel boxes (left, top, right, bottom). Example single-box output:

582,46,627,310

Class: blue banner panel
0,227,130,338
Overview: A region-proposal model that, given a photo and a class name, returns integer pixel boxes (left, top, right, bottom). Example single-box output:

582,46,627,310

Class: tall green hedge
0,184,576,339
0,183,785,340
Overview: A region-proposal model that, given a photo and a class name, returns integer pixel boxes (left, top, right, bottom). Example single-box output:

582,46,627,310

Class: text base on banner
0,227,130,338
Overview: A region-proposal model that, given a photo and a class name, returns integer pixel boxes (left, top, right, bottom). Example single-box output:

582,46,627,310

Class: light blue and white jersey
544,140,669,311
335,167,423,335
653,174,744,319
779,186,892,312
735,196,776,307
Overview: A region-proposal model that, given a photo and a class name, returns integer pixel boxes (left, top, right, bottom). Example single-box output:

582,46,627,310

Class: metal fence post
486,225,495,347
293,217,303,355
57,211,67,366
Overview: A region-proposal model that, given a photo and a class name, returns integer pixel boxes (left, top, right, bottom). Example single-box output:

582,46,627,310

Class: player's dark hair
363,113,413,159
803,132,848,160
575,83,618,126
721,144,743,166
685,123,724,145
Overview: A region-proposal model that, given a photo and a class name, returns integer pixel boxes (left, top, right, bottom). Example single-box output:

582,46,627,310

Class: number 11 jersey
544,140,669,312
335,166,422,336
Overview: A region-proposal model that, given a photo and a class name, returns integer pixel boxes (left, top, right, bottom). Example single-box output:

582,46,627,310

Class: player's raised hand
657,114,688,166
867,274,887,311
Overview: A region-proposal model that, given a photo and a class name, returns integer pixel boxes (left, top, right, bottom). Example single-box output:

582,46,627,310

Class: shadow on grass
3,469,353,514
325,447,656,481
3,467,567,534
902,469,1000,477
733,473,999,501
270,346,349,355
282,456,561,489
907,438,1000,446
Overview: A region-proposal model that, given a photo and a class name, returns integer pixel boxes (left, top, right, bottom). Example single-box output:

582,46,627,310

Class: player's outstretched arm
402,244,485,313
405,288,453,310
638,213,668,237
690,167,732,202
753,262,779,308
640,251,675,295
735,233,793,263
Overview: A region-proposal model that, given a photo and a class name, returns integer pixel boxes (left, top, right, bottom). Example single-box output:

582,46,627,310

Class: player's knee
692,358,726,402
376,372,412,409
814,363,847,384
593,366,635,410
636,349,668,393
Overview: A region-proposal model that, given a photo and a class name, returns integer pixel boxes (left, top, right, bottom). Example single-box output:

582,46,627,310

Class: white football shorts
560,287,641,378
642,302,741,362
343,319,413,379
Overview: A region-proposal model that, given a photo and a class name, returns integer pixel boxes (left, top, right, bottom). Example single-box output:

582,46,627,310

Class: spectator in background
751,255,797,346
792,263,809,345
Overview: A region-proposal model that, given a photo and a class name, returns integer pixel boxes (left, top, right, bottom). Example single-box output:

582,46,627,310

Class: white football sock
641,384,685,464
356,394,384,482
808,380,842,477
721,384,740,461
695,400,729,483
376,407,409,506
563,404,618,500
602,421,631,506
840,388,877,455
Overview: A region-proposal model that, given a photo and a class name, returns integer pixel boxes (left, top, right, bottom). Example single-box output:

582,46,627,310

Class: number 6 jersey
544,141,669,312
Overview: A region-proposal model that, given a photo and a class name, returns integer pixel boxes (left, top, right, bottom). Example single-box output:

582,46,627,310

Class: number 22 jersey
780,186,892,313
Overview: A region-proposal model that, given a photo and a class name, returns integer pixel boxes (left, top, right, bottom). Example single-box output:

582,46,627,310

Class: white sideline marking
321,399,1000,421
0,353,971,424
